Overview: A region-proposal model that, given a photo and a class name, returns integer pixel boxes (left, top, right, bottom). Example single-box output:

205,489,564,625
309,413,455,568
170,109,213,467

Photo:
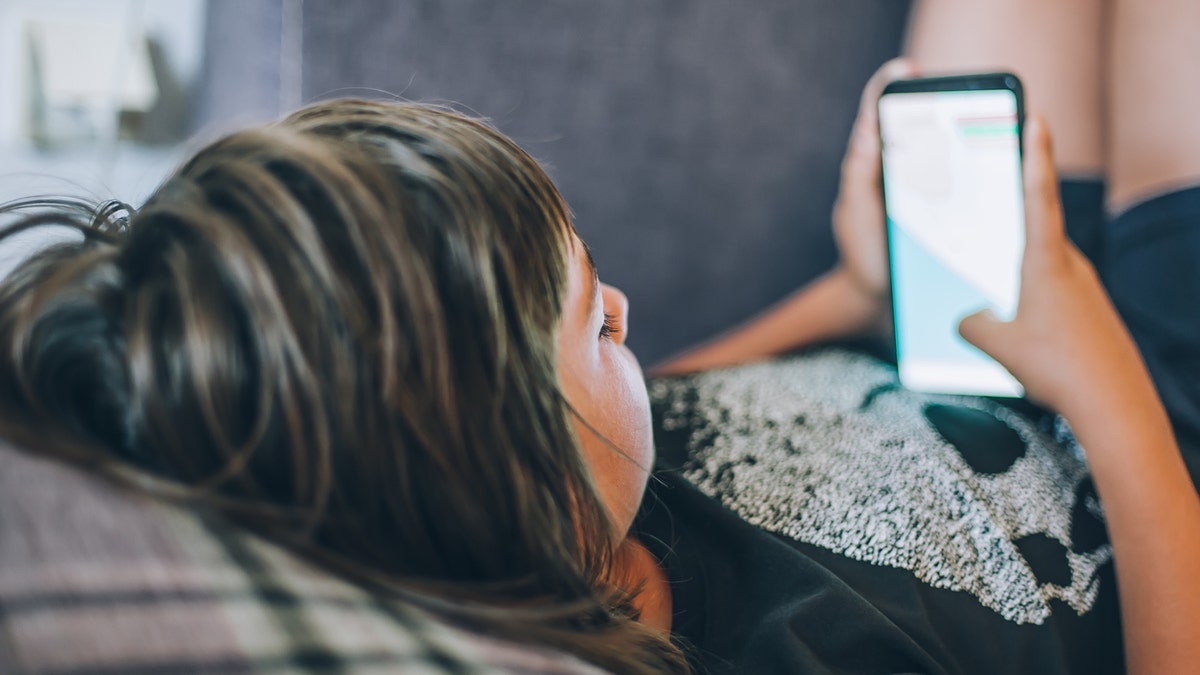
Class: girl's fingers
850,59,917,151
860,59,918,125
958,307,1016,367
842,59,917,195
1021,114,1068,254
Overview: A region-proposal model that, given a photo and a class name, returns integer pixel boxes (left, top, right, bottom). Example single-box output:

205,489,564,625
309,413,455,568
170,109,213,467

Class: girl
1,7,1197,673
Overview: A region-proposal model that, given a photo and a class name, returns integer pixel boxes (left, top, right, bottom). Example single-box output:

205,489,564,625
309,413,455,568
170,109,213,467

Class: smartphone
878,72,1025,397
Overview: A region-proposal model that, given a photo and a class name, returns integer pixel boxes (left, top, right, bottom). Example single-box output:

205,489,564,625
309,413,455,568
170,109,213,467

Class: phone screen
879,80,1024,397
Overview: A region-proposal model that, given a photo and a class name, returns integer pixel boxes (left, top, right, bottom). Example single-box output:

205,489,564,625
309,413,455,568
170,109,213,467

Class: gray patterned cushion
0,441,605,675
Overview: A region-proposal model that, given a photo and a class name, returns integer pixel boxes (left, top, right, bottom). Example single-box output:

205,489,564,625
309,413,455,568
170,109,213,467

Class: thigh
904,0,1105,176
1107,0,1200,212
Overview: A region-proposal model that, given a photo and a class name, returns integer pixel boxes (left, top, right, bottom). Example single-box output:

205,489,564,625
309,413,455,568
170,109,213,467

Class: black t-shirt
641,349,1124,675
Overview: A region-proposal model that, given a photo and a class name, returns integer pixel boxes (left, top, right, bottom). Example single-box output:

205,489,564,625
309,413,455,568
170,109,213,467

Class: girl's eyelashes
599,312,621,340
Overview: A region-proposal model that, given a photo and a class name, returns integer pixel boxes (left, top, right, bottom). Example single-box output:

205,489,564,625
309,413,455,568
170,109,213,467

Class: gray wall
195,0,301,133
201,1,911,363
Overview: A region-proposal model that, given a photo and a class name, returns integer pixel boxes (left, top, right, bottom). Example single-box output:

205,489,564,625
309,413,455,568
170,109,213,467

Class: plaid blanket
0,441,605,675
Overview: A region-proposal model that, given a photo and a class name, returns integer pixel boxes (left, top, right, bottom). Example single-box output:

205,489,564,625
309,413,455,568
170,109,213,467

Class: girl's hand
962,116,1200,675
831,58,916,339
958,115,1154,418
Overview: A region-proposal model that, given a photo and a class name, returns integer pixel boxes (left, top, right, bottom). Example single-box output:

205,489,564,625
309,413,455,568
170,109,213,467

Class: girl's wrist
829,266,892,342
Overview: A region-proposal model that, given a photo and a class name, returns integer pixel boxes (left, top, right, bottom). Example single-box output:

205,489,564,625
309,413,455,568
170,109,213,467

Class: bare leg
1099,0,1200,493
1106,0,1200,211
905,0,1106,177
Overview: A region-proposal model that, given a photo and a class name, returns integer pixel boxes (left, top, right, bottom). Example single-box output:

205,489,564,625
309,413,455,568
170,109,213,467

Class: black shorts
1062,179,1200,489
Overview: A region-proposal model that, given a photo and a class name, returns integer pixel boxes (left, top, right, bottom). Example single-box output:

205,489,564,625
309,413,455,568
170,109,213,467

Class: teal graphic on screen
880,88,1024,397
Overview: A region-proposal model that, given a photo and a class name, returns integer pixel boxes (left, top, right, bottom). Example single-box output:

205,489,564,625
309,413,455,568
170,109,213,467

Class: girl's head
0,100,677,672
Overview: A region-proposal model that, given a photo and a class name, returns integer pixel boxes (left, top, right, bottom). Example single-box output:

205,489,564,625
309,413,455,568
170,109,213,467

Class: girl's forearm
1062,378,1200,675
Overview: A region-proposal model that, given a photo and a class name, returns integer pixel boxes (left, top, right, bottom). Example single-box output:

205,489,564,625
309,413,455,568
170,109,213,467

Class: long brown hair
0,100,687,673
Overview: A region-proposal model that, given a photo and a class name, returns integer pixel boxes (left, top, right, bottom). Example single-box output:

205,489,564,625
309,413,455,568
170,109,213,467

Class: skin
555,236,673,632
556,238,653,541
903,0,1105,178
571,59,1200,671
1106,0,1200,213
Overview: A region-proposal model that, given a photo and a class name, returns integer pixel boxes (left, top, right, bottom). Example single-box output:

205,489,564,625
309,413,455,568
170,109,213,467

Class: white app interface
879,89,1025,396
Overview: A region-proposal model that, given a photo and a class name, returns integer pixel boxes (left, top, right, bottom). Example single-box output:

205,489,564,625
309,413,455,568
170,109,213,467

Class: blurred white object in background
0,0,206,148
26,16,157,147
0,0,206,278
